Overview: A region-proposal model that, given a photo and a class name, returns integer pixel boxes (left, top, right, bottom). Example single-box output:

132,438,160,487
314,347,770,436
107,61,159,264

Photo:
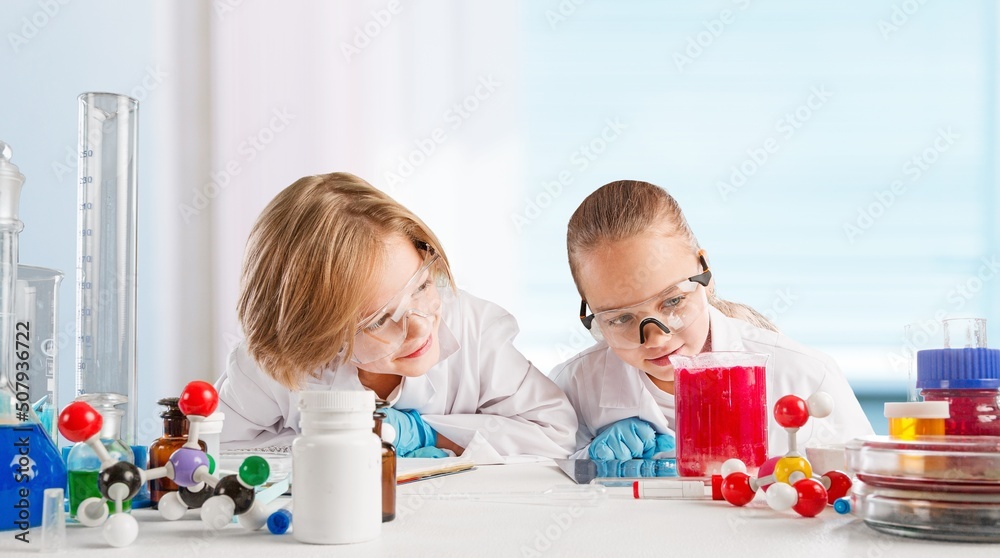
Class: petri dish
845,436,1000,493
852,480,1000,543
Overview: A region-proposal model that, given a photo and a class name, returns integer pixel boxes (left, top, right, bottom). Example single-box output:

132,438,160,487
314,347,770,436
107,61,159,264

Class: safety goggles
352,249,442,364
579,250,712,350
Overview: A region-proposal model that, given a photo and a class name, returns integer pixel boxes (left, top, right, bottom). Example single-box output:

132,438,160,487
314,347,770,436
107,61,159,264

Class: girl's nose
404,311,432,340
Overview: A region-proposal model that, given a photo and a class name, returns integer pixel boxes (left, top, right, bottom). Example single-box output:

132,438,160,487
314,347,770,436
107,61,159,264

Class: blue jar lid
916,348,1000,389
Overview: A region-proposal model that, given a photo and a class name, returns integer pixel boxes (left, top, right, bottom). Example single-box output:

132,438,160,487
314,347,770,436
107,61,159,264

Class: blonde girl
216,173,577,459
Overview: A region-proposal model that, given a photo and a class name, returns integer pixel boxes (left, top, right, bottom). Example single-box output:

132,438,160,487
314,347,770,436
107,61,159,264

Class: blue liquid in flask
0,421,67,532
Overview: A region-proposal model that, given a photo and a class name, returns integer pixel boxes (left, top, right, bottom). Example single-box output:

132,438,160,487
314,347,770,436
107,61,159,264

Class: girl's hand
588,417,659,461
380,407,438,456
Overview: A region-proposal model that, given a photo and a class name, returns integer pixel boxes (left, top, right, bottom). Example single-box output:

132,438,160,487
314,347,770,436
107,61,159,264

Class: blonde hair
567,180,778,333
238,172,453,389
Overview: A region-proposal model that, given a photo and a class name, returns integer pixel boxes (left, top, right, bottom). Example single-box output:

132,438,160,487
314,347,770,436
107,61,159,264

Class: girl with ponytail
552,180,873,460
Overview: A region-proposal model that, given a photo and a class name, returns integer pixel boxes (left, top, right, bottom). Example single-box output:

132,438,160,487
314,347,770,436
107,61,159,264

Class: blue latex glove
406,446,449,459
588,417,658,461
649,433,676,459
379,407,438,456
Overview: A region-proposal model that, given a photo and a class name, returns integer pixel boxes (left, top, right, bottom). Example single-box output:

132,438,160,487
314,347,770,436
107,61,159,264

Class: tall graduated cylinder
671,352,769,477
75,93,139,445
293,390,381,544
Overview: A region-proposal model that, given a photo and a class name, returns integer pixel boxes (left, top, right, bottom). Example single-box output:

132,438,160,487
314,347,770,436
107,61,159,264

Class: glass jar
148,397,206,507
917,348,1000,436
373,403,396,522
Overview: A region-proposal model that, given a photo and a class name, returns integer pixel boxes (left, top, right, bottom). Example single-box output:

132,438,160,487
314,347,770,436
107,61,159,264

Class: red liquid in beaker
675,363,768,477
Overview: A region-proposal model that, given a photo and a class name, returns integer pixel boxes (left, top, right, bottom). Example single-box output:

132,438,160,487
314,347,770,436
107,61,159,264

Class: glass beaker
14,265,63,440
670,351,769,477
75,92,139,445
0,141,67,537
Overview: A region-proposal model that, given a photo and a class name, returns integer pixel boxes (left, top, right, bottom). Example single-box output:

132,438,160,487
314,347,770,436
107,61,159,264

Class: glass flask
66,393,134,518
0,141,67,538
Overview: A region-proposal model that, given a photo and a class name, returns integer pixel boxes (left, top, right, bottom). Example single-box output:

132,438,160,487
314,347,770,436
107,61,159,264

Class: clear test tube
943,318,987,349
75,93,139,445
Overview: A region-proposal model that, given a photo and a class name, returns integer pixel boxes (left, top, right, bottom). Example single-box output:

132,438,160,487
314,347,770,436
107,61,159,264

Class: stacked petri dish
845,436,1000,542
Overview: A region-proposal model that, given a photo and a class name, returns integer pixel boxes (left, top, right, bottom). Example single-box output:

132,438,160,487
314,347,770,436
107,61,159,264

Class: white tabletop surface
9,462,1000,557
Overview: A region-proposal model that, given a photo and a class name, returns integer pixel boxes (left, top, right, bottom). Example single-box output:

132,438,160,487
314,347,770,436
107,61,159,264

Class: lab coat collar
597,305,743,410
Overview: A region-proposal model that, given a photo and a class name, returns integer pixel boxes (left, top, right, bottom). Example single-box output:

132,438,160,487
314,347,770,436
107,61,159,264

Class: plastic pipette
420,484,607,506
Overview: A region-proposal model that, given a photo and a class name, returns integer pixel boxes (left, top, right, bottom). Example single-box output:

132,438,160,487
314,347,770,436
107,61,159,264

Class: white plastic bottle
293,390,382,544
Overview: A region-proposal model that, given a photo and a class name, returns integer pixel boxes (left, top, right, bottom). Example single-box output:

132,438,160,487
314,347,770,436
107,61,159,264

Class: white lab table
14,462,1000,557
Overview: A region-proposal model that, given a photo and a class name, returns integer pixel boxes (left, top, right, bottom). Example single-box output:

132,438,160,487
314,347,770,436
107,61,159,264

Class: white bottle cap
883,401,950,419
199,411,225,434
299,390,375,413
298,390,376,430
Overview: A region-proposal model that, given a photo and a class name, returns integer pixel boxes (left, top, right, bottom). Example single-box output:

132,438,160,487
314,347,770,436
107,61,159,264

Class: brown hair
567,180,778,332
238,172,453,389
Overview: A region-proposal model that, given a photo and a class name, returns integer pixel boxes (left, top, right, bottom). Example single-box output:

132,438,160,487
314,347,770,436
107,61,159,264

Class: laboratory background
1,0,997,443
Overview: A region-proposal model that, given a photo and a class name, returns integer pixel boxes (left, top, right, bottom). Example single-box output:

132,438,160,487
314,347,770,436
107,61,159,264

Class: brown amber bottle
373,404,396,522
148,397,207,507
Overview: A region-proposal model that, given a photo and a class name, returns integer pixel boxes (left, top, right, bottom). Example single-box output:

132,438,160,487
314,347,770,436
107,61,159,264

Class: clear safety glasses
353,250,442,364
579,251,712,350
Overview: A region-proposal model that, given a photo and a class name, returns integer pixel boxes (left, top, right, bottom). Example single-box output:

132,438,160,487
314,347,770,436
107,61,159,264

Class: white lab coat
552,305,874,459
215,289,578,460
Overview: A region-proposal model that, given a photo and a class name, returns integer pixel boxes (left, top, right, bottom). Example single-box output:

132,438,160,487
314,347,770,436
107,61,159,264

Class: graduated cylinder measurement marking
76,153,95,376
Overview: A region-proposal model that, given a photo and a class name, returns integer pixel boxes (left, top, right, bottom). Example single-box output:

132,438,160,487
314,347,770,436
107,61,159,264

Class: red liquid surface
921,389,1000,436
675,365,767,476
